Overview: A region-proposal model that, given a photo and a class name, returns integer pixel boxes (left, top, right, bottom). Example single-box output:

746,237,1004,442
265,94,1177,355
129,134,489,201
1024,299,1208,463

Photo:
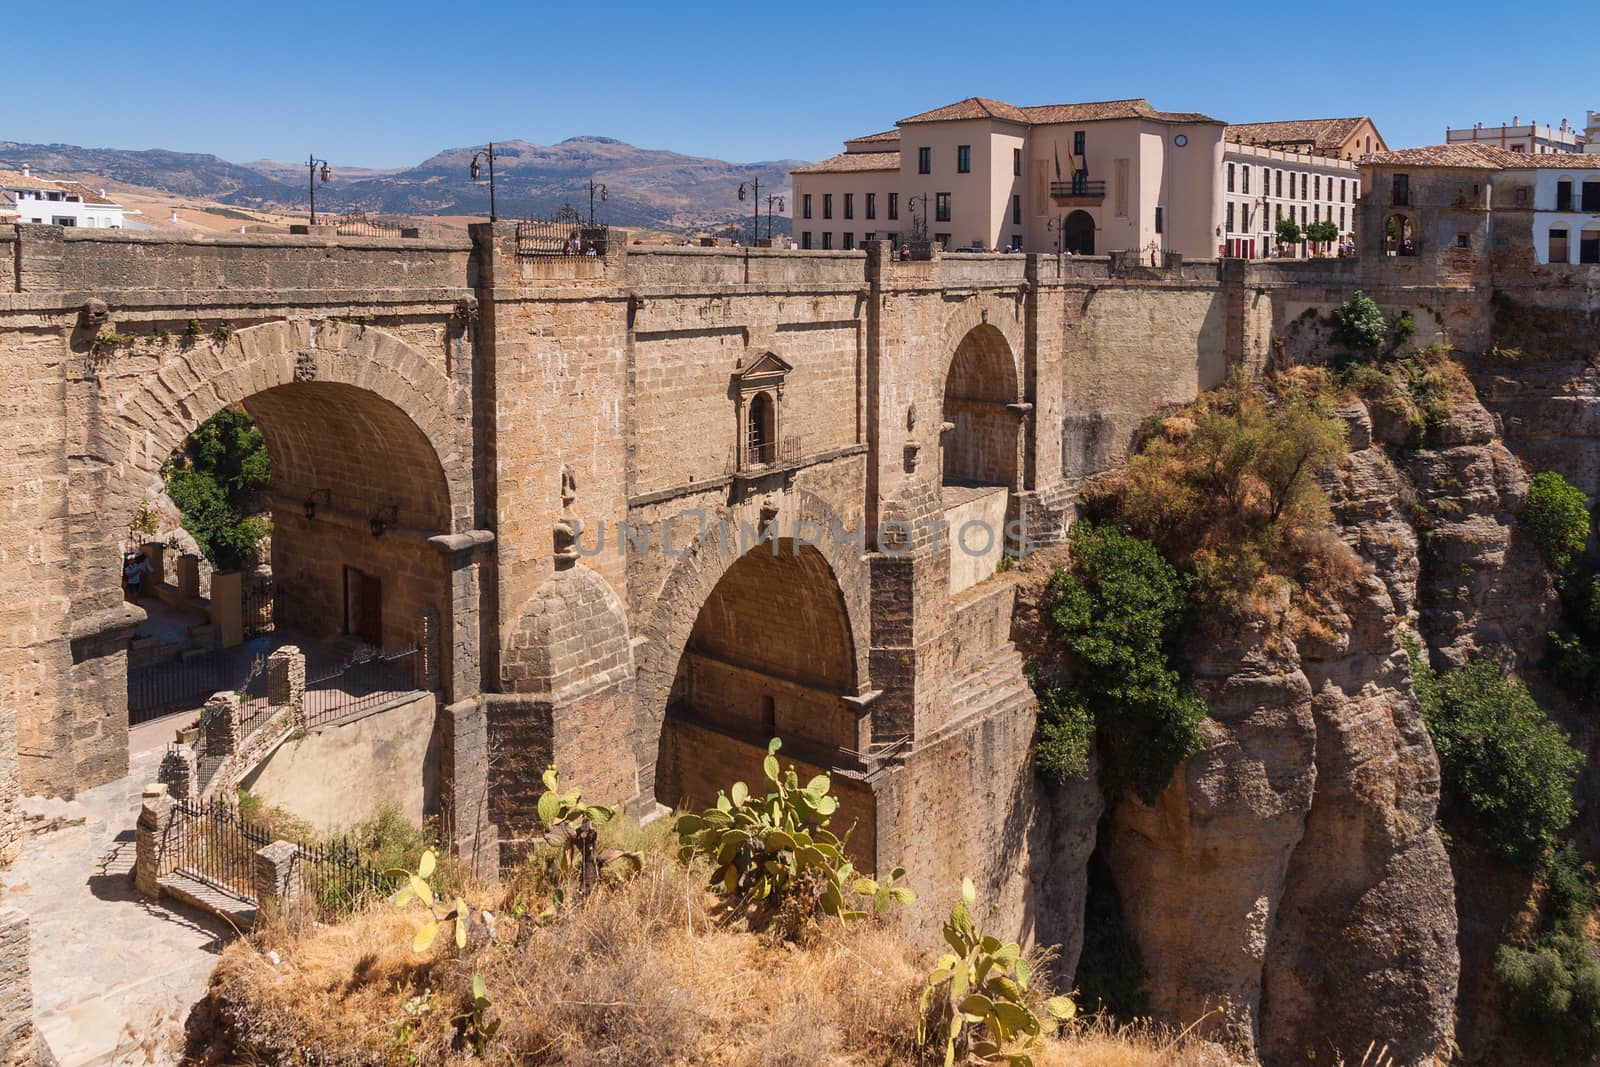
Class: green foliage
535,766,638,888
1110,371,1348,612
1031,679,1094,784
212,320,236,343
1040,524,1205,803
674,738,912,932
1337,346,1469,448
1523,470,1591,578
1391,311,1417,349
183,318,204,337
1423,658,1580,869
129,499,160,538
1073,853,1150,1019
918,877,1075,1067
1275,215,1303,247
91,330,136,351
1329,290,1389,351
1304,219,1339,247
389,848,476,954
1495,930,1600,1059
162,407,270,570
1545,843,1598,933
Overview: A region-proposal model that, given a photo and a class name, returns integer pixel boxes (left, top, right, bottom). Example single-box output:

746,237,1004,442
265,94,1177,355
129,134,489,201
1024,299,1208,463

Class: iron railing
129,654,229,725
331,209,416,238
298,835,392,912
515,209,609,258
1049,180,1107,200
303,643,424,728
242,576,276,637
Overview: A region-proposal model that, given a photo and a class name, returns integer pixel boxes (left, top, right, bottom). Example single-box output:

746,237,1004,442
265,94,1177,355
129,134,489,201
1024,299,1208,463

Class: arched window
747,391,775,466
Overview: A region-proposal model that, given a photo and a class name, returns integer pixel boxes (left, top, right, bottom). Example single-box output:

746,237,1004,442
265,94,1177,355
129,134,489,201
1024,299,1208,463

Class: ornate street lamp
470,144,498,222
589,179,608,225
764,194,785,242
306,154,331,224
737,178,761,246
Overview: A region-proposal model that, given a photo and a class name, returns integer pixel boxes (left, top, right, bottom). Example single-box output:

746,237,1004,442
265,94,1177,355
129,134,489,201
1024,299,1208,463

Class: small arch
1064,210,1095,255
1385,214,1417,256
942,323,1020,490
746,390,775,466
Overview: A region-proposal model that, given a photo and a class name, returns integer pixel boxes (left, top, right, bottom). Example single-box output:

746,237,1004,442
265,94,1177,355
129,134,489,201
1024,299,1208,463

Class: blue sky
6,0,1589,167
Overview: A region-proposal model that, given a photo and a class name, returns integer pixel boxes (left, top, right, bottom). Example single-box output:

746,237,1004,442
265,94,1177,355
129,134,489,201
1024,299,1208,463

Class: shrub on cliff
162,406,271,571
1329,290,1388,351
1104,371,1349,616
1523,470,1591,579
1041,522,1205,803
1421,657,1580,869
1494,845,1600,1058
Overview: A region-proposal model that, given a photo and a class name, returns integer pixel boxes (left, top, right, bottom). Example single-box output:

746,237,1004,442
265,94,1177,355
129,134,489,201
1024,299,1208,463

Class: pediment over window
733,351,793,394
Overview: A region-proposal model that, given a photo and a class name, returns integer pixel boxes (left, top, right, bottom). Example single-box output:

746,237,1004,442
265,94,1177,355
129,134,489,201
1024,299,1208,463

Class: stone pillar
427,530,494,705
0,906,35,1067
417,609,442,693
175,554,201,600
203,691,240,756
157,744,196,801
438,697,499,881
0,706,19,867
140,541,166,584
209,569,243,648
134,783,174,898
266,645,306,726
252,840,304,915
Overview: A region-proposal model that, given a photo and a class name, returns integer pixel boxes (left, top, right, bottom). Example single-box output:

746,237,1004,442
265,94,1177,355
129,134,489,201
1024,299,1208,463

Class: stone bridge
0,222,1480,935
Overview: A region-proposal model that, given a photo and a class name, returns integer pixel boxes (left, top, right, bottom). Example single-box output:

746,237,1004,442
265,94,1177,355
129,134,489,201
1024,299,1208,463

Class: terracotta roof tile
792,151,900,175
1020,98,1222,125
1365,143,1518,168
1226,117,1373,152
844,129,900,145
0,170,119,205
1505,152,1600,168
898,96,1031,125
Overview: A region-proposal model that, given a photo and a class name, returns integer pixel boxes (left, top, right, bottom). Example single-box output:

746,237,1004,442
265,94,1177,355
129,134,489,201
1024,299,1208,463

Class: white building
1219,117,1384,259
1446,116,1587,155
1519,157,1600,264
0,164,123,228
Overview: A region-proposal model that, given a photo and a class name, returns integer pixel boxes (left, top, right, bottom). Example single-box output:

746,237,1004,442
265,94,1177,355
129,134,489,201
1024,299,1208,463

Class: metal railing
129,647,266,726
298,835,391,912
515,214,610,258
167,798,275,901
242,576,276,637
1049,180,1107,199
303,643,424,728
331,209,416,238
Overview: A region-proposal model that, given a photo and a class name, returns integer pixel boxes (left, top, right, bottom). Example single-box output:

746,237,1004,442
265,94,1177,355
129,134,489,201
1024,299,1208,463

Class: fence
163,798,389,911
515,213,610,258
129,647,266,726
303,643,424,728
331,209,418,238
242,577,276,637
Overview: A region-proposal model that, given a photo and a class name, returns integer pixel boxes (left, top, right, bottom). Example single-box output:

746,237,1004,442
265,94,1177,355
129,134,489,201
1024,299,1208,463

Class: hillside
0,136,806,233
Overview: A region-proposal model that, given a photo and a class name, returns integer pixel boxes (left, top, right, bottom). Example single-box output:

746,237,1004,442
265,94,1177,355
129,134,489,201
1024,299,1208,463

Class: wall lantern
303,488,331,520
370,504,398,538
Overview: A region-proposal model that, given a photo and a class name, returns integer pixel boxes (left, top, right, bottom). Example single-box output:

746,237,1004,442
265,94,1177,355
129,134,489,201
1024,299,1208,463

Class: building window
1276,170,1283,197
1314,175,1320,201
821,232,833,249
1583,182,1600,212
1456,232,1470,249
802,193,812,219
1011,234,1022,250
1550,228,1569,263
1300,173,1308,200
888,192,899,220
1340,178,1347,202
1339,206,1346,229
1012,194,1021,224
866,193,876,220
1392,174,1409,207
843,232,854,250
801,231,812,249
823,194,833,219
1013,147,1022,176
935,192,951,222
1300,205,1307,224
1582,229,1600,265
844,193,854,219
1226,202,1235,232
1242,166,1250,194
746,391,775,466
1227,163,1235,193
918,147,931,174
1155,206,1163,234
957,145,971,173
1073,130,1085,156
934,233,952,250
1556,181,1573,212
1114,158,1129,218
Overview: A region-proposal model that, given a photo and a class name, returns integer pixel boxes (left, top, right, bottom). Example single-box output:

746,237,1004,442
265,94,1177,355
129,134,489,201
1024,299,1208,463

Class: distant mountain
0,137,808,233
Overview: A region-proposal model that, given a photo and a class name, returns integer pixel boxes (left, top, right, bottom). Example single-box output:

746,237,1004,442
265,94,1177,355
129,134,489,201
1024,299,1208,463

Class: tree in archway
162,407,271,571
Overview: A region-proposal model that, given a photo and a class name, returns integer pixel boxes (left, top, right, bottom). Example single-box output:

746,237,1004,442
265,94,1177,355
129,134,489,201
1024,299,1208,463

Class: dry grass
190,834,1249,1067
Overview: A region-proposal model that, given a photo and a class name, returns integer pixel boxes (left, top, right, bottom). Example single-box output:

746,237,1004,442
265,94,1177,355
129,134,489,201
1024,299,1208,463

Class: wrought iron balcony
1050,180,1107,203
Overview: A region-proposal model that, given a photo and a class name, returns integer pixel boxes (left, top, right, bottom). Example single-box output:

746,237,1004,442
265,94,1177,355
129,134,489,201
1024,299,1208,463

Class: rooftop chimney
19,163,29,178
1513,115,1519,126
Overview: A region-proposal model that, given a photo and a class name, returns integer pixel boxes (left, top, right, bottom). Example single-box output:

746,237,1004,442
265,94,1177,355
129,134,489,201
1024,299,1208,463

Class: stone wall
0,907,35,1067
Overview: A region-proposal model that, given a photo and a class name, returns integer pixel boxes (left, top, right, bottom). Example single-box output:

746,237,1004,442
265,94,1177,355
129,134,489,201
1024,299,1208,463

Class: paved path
2,747,234,1066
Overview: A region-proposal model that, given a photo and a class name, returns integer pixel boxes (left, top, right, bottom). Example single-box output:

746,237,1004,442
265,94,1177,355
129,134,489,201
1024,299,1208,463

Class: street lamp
588,180,608,225
763,194,785,242
737,178,761,246
469,144,498,222
306,154,331,225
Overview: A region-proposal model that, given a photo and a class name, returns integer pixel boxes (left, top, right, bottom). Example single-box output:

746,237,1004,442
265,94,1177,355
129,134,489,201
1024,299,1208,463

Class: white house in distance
0,164,123,228
1220,117,1386,259
1445,115,1589,155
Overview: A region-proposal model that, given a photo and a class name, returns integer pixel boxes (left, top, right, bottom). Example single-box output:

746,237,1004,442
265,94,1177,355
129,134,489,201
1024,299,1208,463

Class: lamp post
469,144,498,222
761,194,785,242
737,178,761,246
306,154,331,225
588,180,608,225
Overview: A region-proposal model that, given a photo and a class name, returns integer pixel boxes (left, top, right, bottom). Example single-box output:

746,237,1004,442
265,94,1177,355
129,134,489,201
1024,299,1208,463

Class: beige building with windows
791,96,1226,260
1220,117,1384,259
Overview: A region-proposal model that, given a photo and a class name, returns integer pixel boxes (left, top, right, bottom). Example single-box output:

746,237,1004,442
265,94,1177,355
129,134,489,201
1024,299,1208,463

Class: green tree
1523,471,1591,578
1329,290,1389,352
162,407,271,571
1275,214,1303,249
1305,219,1339,254
1041,522,1206,803
1423,657,1580,868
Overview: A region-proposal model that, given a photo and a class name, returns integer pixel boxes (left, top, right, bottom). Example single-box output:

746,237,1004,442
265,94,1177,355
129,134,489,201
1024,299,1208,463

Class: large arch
941,322,1022,490
1064,210,1095,255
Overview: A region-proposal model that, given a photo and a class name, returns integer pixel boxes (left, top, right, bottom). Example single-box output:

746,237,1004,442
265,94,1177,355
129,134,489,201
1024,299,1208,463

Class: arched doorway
655,539,876,860
941,323,1020,492
1064,210,1095,255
